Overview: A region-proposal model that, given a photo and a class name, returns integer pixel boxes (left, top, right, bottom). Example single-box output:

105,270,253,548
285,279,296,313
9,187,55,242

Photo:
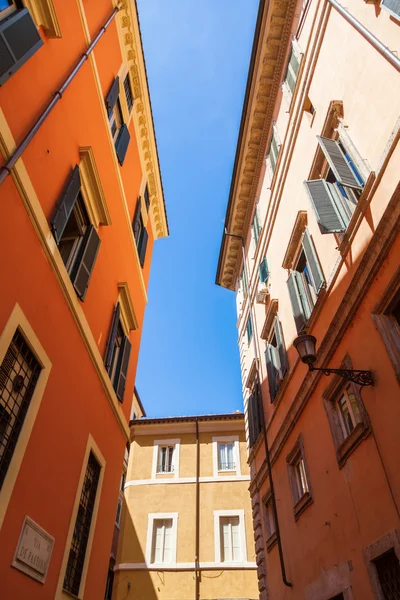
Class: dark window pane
392,297,400,328
374,549,400,600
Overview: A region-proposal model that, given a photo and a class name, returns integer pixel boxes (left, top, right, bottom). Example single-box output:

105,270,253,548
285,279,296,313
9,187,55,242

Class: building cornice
216,0,297,290
116,0,169,239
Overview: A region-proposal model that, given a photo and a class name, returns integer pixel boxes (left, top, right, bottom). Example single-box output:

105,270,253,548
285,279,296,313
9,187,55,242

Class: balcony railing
218,462,236,471
156,464,174,474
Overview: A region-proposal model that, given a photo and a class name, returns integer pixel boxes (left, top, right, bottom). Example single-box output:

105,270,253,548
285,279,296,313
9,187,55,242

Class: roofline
130,412,244,427
215,0,266,287
134,386,146,417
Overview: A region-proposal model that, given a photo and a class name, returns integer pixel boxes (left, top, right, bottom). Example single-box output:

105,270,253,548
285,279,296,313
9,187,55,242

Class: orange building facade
0,1,167,599
217,0,400,599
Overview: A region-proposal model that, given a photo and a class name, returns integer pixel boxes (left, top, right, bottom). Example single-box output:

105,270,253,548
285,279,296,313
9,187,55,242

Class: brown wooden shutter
0,9,43,86
105,76,120,117
105,303,121,373
139,228,148,268
115,336,132,402
51,166,81,243
115,124,131,165
71,225,101,300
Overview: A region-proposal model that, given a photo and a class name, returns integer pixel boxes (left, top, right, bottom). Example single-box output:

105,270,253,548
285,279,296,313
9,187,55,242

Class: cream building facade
112,413,258,600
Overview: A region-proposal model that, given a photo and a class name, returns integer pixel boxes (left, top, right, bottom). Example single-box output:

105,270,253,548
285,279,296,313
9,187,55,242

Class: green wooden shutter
115,336,132,402
51,166,81,243
287,271,307,333
105,303,121,373
381,0,400,17
0,9,43,87
132,198,142,244
115,124,131,165
265,346,278,402
274,318,288,377
105,76,120,117
246,318,253,344
247,393,255,447
259,258,269,283
304,179,348,234
71,225,101,300
138,228,148,268
302,229,325,294
317,136,362,189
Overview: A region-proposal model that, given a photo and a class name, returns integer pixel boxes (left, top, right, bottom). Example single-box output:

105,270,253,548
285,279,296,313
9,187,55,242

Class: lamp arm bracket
309,367,374,387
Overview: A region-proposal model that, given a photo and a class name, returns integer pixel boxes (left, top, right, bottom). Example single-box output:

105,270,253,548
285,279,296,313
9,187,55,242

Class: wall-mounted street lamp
293,333,374,387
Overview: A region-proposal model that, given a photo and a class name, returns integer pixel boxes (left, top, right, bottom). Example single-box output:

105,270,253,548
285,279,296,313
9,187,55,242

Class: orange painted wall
0,0,158,597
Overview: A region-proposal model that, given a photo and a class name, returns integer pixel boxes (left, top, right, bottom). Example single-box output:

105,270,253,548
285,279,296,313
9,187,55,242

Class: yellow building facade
113,413,258,600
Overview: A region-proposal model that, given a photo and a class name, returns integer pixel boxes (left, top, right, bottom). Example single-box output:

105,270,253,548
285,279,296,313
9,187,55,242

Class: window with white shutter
380,0,400,19
268,126,280,174
151,519,173,564
220,517,241,562
218,442,235,471
282,38,302,102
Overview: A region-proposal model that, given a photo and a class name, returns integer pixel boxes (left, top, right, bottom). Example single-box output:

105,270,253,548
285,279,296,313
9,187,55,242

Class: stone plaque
12,516,54,583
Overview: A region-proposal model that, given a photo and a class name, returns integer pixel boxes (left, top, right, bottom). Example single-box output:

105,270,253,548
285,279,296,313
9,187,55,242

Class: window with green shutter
268,127,280,174
246,317,253,345
259,258,269,283
51,166,101,300
304,136,364,235
248,382,263,447
265,318,288,402
241,270,247,296
252,209,261,246
283,40,302,97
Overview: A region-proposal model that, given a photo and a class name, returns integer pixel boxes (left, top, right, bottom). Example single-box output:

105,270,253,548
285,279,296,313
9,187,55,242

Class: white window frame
151,439,180,479
212,436,241,477
146,512,178,567
213,509,247,565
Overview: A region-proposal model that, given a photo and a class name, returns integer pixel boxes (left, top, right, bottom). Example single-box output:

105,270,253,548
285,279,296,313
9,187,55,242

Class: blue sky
136,0,259,417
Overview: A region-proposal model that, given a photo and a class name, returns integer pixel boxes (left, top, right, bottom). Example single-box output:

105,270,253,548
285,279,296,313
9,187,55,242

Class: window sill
266,531,278,552
337,421,371,468
293,491,313,521
218,469,237,473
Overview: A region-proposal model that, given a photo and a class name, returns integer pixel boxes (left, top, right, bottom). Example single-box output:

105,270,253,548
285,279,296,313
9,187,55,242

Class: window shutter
287,271,307,333
71,225,101,300
317,136,362,189
231,519,241,561
153,523,164,563
303,179,348,234
144,185,150,211
381,0,400,17
302,228,325,294
259,258,269,283
247,393,255,447
274,318,288,378
105,303,121,373
163,521,172,563
115,336,132,402
265,346,278,402
115,124,131,166
105,76,120,117
51,166,81,243
0,9,43,87
222,520,231,562
139,228,148,268
132,198,142,244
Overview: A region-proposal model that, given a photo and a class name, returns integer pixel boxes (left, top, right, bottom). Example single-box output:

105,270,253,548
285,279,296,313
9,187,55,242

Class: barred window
0,330,41,489
63,452,101,596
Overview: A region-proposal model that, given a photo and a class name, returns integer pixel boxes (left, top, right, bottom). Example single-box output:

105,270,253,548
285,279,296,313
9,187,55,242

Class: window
268,126,280,174
105,76,131,166
104,303,132,402
104,558,115,600
123,72,134,112
246,317,252,345
144,184,150,211
252,209,261,246
63,452,101,596
304,136,364,234
146,513,178,566
259,258,269,284
157,445,175,473
282,39,302,98
218,442,235,471
241,270,247,296
286,436,312,520
373,269,400,384
265,317,288,402
322,357,370,467
51,166,101,300
0,330,41,489
115,496,123,528
0,7,43,86
374,549,400,599
286,228,324,333
214,510,246,564
263,493,277,551
247,380,263,448
132,197,149,268
380,0,400,19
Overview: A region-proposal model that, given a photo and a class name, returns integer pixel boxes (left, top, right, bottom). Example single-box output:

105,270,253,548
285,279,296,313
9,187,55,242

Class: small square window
286,436,312,520
157,445,175,474
322,356,371,468
218,442,235,471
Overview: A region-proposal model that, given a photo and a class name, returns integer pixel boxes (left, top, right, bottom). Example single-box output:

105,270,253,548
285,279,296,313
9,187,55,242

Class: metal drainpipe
195,418,200,600
327,0,400,71
0,6,120,186
224,231,292,588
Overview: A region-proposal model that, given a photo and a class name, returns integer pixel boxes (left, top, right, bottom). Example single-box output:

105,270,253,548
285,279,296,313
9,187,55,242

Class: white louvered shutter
381,0,400,18
153,521,164,563
163,520,172,563
303,179,348,234
231,518,241,561
227,444,233,468
221,519,231,562
317,136,362,189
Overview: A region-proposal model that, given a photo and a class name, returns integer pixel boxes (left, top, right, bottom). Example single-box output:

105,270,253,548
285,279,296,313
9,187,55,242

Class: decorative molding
245,358,259,389
24,0,62,38
115,0,168,239
79,146,112,228
114,561,257,571
217,0,297,290
117,282,138,332
125,475,251,487
281,211,307,269
260,299,279,340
